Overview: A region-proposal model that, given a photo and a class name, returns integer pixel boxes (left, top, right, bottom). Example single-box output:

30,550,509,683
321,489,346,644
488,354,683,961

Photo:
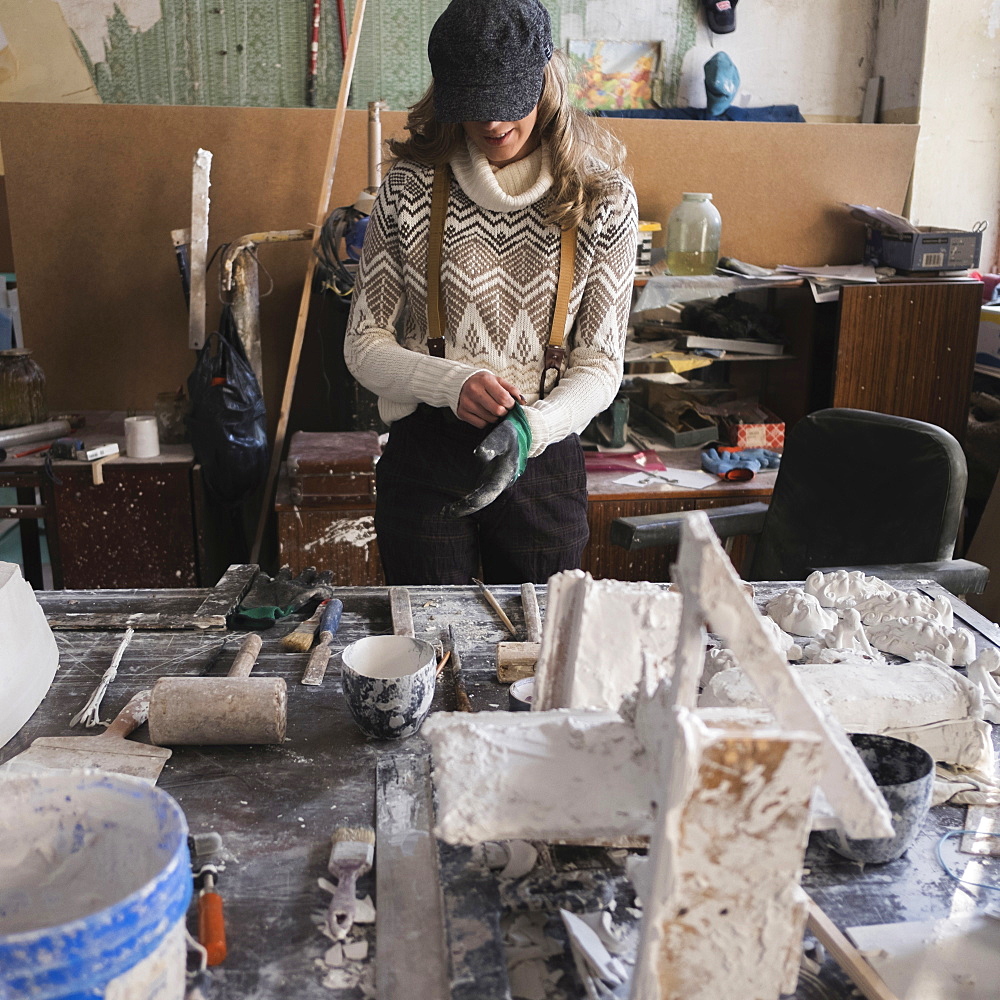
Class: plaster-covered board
676,513,893,840
630,708,823,1000
423,709,655,845
532,572,682,713
0,561,60,749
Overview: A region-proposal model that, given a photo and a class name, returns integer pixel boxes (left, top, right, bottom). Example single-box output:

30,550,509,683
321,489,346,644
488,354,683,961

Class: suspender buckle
538,345,566,399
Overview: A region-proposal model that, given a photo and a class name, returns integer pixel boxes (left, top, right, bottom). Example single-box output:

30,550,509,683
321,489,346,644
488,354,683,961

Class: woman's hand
456,372,526,428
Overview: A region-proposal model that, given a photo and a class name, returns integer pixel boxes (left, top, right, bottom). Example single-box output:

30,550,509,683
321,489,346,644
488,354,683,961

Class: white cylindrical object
124,415,160,458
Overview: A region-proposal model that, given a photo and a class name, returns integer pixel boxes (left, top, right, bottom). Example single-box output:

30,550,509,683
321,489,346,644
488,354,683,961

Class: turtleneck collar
449,137,552,213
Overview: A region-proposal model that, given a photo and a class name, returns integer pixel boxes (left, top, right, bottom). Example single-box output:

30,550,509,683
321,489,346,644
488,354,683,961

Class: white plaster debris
499,840,538,880
343,939,368,961
804,569,898,609
303,516,376,552
532,571,682,712
353,895,376,924
765,587,838,637
323,943,344,967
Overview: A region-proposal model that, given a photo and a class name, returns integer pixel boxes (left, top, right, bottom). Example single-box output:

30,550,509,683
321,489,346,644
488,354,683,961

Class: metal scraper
1,689,171,784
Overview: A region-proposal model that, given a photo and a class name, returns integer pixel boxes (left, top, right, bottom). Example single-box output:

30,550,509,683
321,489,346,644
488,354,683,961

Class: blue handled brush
300,599,344,686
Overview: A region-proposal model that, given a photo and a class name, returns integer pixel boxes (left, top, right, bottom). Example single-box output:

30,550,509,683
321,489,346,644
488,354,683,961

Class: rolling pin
147,633,287,745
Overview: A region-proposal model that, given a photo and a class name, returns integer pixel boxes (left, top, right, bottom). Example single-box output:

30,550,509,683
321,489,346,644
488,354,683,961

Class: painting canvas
567,40,661,111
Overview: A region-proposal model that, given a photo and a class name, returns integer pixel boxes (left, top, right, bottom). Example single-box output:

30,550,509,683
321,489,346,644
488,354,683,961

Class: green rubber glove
444,403,532,518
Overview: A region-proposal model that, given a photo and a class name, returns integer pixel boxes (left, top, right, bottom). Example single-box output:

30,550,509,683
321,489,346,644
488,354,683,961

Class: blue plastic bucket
0,769,192,999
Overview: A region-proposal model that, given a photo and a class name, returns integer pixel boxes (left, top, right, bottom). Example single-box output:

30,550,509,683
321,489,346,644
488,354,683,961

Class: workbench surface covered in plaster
4,581,999,999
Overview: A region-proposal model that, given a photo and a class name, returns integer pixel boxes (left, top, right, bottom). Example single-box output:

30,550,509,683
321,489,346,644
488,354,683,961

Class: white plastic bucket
0,769,192,999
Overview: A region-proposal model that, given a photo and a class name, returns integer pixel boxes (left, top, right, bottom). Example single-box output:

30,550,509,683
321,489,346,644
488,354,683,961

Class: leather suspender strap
426,165,449,358
538,225,577,398
425,163,578,390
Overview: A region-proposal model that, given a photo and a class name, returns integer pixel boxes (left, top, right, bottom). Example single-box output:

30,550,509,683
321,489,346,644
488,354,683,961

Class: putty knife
1,689,171,784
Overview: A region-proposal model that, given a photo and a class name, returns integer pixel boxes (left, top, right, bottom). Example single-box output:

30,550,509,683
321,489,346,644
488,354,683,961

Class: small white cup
124,415,160,458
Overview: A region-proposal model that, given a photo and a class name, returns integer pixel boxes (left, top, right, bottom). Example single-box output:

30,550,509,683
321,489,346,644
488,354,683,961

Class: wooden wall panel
0,103,918,425
834,281,983,442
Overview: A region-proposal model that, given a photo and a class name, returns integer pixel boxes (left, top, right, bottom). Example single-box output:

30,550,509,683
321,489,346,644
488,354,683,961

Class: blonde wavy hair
387,51,627,230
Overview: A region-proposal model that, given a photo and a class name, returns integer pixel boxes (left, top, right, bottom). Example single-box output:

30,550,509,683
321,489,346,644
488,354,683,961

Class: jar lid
681,192,713,200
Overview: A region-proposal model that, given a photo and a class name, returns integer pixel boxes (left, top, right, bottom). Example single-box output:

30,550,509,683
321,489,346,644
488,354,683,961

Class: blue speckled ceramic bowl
340,635,437,739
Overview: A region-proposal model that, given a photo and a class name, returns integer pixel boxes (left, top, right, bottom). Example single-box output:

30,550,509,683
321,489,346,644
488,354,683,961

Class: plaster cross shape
424,512,893,1000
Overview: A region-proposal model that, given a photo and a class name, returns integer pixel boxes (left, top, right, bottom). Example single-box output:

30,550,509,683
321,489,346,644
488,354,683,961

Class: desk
275,447,776,586
8,577,999,998
0,412,211,589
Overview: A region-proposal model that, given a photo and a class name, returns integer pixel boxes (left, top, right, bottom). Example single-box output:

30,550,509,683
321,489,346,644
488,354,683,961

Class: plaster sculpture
532,573,682,713
759,613,803,661
967,648,1000,725
702,657,992,771
425,512,893,1000
0,561,59,749
702,646,739,686
813,608,879,658
800,645,884,666
765,587,838,637
804,569,898,609
853,590,954,628
867,618,978,666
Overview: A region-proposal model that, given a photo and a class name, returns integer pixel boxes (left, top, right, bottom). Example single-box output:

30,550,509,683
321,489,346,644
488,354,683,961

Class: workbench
6,576,1000,999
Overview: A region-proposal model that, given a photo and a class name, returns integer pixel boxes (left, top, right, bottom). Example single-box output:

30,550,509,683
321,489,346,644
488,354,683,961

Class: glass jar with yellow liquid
665,193,722,275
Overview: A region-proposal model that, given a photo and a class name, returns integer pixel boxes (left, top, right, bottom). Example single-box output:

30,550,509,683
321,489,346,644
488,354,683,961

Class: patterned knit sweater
344,138,638,457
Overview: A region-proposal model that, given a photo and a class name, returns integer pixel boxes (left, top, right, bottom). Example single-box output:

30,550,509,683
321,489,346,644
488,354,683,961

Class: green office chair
610,408,989,594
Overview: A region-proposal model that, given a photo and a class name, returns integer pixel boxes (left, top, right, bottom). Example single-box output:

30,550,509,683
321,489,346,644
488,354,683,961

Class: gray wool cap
428,0,553,124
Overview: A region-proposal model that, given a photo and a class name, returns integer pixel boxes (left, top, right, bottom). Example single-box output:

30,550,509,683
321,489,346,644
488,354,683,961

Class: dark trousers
375,405,589,585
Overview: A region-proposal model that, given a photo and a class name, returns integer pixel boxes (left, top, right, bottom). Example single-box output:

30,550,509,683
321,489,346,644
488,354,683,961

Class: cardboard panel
0,103,918,421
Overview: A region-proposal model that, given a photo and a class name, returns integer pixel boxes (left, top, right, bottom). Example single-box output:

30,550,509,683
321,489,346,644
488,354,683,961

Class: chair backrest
749,408,968,581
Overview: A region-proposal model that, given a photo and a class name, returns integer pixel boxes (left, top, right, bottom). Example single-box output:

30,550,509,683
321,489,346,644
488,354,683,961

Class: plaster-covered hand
701,447,760,481
456,371,526,428
443,404,532,517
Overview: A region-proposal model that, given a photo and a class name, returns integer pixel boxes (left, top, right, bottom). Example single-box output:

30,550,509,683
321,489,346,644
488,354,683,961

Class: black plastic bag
186,305,269,506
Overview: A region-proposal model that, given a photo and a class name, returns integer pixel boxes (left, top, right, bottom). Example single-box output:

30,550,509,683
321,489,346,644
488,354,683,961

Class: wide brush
326,825,375,940
282,600,329,653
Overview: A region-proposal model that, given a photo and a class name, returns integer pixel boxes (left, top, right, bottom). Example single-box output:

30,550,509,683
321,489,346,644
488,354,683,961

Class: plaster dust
304,516,377,554
0,777,166,933
0,561,60,750
422,709,655,845
532,571,682,713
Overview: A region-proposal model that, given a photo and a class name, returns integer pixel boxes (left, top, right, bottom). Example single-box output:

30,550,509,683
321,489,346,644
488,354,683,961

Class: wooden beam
250,0,368,563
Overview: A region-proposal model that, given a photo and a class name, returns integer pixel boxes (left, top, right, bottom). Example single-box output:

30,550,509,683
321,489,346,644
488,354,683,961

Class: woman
345,0,638,585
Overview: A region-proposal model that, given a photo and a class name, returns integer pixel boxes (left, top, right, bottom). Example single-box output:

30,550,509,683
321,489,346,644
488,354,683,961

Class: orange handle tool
198,888,227,966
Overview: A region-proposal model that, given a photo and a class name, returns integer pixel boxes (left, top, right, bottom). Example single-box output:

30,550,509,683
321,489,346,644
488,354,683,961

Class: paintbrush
326,825,375,940
300,598,344,686
282,599,329,652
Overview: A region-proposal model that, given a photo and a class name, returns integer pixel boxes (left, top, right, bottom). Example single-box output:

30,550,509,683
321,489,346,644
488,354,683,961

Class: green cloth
508,402,532,478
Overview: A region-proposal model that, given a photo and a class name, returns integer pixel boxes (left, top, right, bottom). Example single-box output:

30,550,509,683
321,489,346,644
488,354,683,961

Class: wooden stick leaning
805,899,900,1000
250,0,369,563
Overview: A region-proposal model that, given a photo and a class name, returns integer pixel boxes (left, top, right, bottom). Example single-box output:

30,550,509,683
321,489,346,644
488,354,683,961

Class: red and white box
722,407,785,450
